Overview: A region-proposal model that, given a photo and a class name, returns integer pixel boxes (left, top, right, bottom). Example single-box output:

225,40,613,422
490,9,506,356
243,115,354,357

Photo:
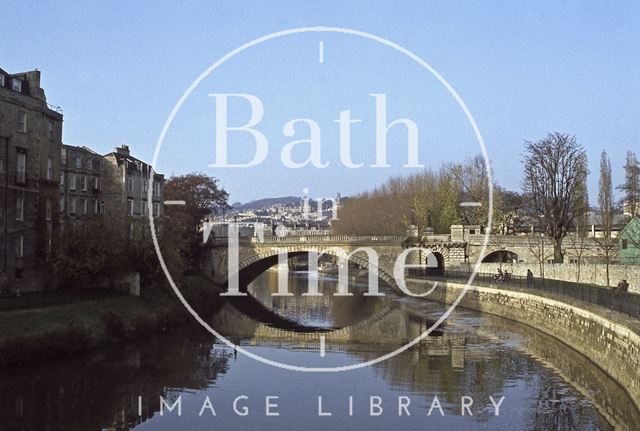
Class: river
0,270,638,430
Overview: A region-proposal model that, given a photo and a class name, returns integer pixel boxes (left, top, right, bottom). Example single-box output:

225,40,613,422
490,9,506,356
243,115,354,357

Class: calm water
1,270,638,431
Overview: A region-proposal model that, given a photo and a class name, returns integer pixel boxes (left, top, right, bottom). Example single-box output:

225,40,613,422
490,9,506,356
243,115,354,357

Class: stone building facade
60,144,104,222
0,68,63,292
102,145,164,237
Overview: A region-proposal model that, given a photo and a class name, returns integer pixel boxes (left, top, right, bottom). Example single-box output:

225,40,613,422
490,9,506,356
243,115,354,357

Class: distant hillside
234,196,301,210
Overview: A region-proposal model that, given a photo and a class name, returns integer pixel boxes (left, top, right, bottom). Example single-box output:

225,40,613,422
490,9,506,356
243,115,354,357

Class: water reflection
0,271,637,430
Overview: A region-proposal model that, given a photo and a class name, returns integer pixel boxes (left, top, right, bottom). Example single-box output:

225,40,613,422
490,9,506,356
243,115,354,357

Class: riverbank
0,276,222,366
407,278,640,413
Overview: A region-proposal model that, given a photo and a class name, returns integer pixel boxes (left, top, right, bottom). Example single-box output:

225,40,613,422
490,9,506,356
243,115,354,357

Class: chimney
116,144,130,156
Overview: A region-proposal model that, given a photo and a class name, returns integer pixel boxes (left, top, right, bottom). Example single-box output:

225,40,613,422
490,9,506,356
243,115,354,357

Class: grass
0,275,222,366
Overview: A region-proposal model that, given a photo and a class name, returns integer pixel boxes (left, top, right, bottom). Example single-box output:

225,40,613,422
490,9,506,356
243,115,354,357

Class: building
60,144,104,222
102,145,164,236
0,68,63,292
619,217,640,265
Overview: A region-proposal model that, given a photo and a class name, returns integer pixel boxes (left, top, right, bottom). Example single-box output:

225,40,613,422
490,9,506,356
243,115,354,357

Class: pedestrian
526,269,534,288
620,279,629,293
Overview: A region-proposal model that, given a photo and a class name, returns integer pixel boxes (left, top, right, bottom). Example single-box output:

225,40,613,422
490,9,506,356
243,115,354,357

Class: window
94,199,99,214
143,180,148,193
153,181,161,197
93,176,100,190
127,198,134,216
81,198,87,215
0,158,3,173
16,236,24,258
153,202,160,217
141,200,148,216
46,198,52,220
48,121,54,140
69,174,76,191
75,155,82,169
16,152,26,184
81,175,87,191
622,239,628,250
99,201,105,214
127,176,134,192
60,172,65,186
17,111,27,133
69,198,76,214
47,157,53,180
16,195,24,221
0,74,4,86
87,158,93,170
60,196,65,213
12,78,22,92
61,148,67,165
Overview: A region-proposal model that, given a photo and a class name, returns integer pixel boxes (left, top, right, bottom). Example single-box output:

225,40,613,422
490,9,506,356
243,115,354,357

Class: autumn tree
522,133,589,263
164,173,229,271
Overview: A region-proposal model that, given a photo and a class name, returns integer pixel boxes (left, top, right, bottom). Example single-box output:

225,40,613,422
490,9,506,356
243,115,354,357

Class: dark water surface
0,270,638,430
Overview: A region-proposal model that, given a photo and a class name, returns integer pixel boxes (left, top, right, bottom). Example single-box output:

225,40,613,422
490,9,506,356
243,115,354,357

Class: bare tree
522,133,589,263
594,151,617,287
526,232,554,279
566,175,590,283
617,150,640,217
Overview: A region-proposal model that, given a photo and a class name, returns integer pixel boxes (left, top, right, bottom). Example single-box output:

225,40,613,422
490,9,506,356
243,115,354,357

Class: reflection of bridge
203,230,575,293
211,300,447,344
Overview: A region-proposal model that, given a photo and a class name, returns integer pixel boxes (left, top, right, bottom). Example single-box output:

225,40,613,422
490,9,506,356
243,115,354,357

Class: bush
101,310,125,339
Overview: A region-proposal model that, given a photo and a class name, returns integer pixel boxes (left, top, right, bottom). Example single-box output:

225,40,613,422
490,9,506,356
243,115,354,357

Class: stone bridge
202,226,604,293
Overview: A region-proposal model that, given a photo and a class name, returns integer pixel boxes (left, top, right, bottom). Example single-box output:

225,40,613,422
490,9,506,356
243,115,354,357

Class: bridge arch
227,245,400,292
481,250,519,264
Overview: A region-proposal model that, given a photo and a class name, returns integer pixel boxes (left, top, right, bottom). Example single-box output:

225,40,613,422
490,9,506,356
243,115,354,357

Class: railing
0,288,125,313
407,269,640,318
246,235,406,244
47,103,63,114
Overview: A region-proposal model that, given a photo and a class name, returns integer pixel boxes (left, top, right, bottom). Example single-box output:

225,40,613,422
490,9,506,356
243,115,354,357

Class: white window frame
153,181,160,197
16,236,24,258
81,198,87,215
47,157,53,181
48,121,54,140
141,200,148,216
75,155,82,169
46,198,52,220
69,174,76,191
16,195,24,221
127,176,134,192
69,197,76,214
12,78,22,92
127,198,134,216
17,111,27,133
81,175,87,191
153,202,160,217
16,152,26,184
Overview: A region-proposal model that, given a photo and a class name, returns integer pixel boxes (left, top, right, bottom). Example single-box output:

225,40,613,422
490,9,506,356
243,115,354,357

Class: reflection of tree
0,328,231,431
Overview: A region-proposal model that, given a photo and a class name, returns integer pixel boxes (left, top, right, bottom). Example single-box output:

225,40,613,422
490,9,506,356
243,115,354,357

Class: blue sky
2,1,639,203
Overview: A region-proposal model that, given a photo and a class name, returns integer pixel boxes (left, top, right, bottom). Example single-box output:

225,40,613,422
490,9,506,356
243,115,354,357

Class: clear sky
3,1,639,204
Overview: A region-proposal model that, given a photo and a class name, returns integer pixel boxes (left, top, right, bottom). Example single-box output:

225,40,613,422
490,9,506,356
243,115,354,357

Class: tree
566,169,590,282
617,150,640,217
594,151,617,287
164,173,229,271
522,133,589,263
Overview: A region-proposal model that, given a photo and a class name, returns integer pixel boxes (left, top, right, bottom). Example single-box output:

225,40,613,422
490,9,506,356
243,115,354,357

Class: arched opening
425,252,445,276
482,250,519,264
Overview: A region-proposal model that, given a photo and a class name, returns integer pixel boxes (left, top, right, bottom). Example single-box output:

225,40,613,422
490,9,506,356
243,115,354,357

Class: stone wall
409,279,640,412
450,262,640,293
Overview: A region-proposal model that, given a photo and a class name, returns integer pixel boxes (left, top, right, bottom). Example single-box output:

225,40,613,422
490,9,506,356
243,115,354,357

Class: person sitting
620,279,629,293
